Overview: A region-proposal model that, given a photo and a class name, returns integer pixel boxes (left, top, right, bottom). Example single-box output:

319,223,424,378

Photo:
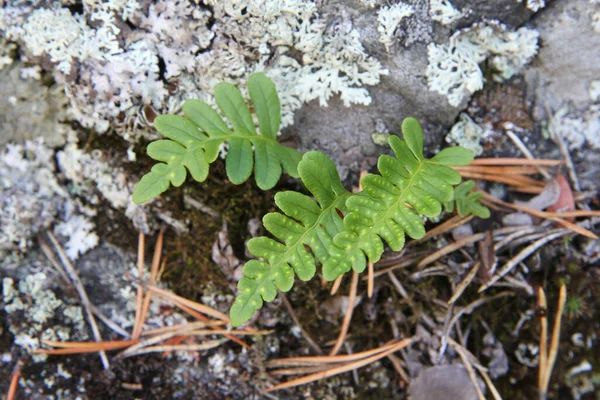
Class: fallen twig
330,271,359,356
279,292,323,355
45,231,110,369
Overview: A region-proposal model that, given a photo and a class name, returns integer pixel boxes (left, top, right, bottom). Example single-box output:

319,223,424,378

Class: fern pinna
132,73,302,204
231,118,479,326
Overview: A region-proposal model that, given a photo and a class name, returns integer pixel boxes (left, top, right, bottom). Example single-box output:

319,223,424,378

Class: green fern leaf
446,180,491,218
323,118,474,279
230,151,351,326
132,74,302,203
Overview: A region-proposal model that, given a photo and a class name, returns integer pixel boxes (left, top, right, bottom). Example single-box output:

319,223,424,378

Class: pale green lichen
446,113,485,156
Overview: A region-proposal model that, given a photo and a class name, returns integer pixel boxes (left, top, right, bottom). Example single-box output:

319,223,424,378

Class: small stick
448,262,480,304
46,231,110,369
386,353,410,383
329,271,359,356
330,274,343,295
121,383,143,391
6,360,23,400
417,233,487,270
504,129,553,180
369,256,417,278
413,215,473,245
136,230,164,338
538,286,548,394
387,271,409,299
88,304,131,338
132,232,145,340
479,230,570,292
470,158,563,166
542,284,567,392
545,104,581,191
367,261,374,298
264,338,412,393
147,283,230,322
279,292,323,354
266,340,402,367
42,238,130,339
122,340,227,358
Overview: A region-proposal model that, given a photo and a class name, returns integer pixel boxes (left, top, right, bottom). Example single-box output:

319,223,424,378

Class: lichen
2,273,87,362
551,104,600,151
1,0,388,138
429,0,463,26
377,2,414,51
446,113,486,156
427,21,539,107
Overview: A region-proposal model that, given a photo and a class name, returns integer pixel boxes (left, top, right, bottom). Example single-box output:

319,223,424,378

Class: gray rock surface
526,0,600,115
292,0,540,178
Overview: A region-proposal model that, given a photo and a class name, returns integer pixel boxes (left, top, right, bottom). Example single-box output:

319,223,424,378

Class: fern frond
230,151,351,327
323,118,474,279
132,73,302,204
446,180,491,218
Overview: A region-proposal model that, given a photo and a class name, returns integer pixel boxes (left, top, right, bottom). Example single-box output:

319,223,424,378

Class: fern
446,180,491,218
132,73,302,204
231,118,479,326
230,151,352,327
322,118,474,280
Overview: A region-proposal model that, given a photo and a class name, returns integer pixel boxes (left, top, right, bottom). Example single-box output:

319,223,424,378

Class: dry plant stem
132,232,145,339
147,283,229,321
136,230,164,338
279,292,323,354
367,261,374,298
417,233,486,269
414,215,473,244
37,340,138,354
330,274,343,295
264,338,412,393
470,158,563,166
387,271,409,299
141,321,222,336
41,239,130,338
454,345,486,400
457,170,545,188
448,262,480,304
448,338,502,400
386,353,410,383
46,231,110,369
6,360,23,400
542,284,567,394
270,365,332,376
88,304,130,338
538,287,548,393
370,256,417,278
122,340,227,358
121,383,143,391
267,339,403,367
504,129,553,180
344,342,360,385
545,104,581,192
480,192,600,239
454,165,548,175
330,270,359,356
39,239,70,283
479,230,570,292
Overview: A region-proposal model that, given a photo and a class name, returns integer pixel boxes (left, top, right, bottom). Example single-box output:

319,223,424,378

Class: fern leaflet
322,118,475,279
446,180,491,218
230,151,351,327
132,73,302,204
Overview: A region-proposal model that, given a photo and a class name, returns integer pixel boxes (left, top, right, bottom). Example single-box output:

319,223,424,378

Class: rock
526,0,600,115
408,364,482,400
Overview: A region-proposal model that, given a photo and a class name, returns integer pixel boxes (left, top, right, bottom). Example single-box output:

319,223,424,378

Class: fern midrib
356,160,426,241
242,192,349,293
268,192,351,276
165,133,287,169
